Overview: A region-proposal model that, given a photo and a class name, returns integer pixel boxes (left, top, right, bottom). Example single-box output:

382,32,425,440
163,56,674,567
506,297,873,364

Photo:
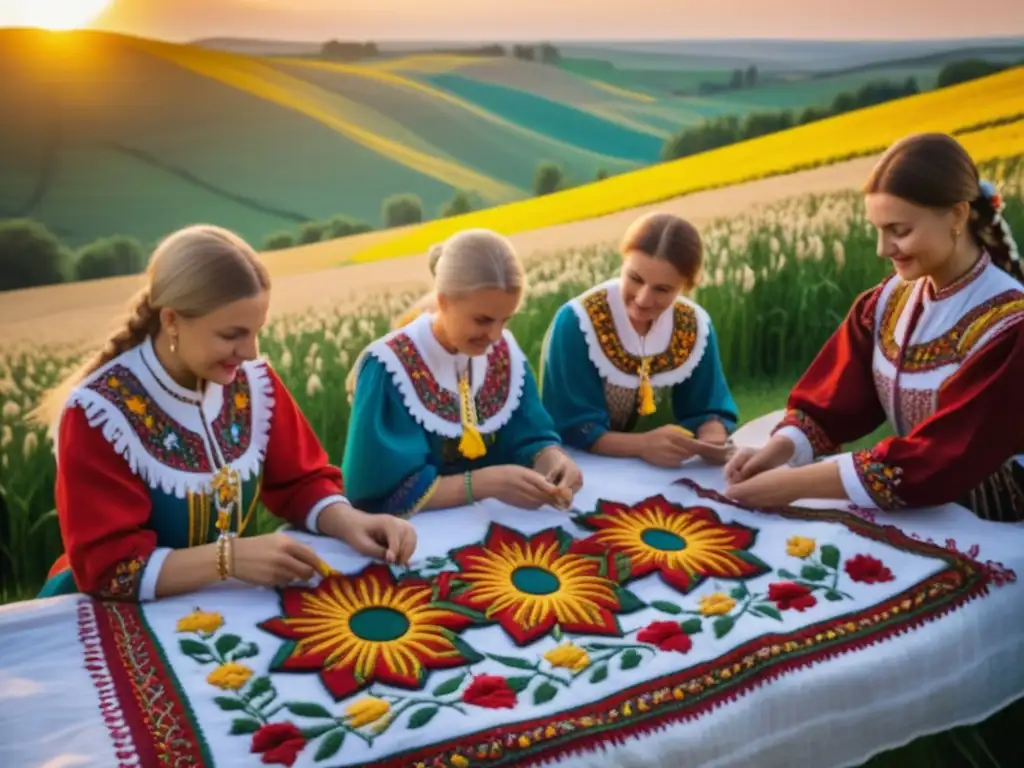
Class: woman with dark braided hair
31,224,416,602
724,132,1024,521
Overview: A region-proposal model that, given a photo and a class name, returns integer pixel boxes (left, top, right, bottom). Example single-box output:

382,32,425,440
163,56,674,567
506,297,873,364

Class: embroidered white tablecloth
1,452,1022,768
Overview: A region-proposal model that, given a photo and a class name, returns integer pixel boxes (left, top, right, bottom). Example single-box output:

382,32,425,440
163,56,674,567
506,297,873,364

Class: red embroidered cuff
94,553,151,602
852,450,905,510
772,409,838,458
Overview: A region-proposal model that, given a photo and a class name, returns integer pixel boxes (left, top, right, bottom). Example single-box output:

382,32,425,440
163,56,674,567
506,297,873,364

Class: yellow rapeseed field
349,67,1024,263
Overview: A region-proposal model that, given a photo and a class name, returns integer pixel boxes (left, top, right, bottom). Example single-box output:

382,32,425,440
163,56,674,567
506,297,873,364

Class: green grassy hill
1,29,1017,253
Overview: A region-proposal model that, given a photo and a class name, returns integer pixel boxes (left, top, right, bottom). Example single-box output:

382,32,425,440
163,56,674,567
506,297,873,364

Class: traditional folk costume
343,312,561,516
37,337,349,601
774,252,1024,522
539,278,738,450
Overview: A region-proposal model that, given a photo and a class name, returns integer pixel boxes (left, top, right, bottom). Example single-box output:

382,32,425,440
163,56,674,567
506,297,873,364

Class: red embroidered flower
251,722,307,766
461,674,518,709
637,621,693,653
767,582,817,611
844,555,894,584
434,570,457,601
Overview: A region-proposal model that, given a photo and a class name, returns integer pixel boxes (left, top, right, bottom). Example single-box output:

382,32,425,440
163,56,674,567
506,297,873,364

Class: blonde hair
428,228,525,299
29,224,271,428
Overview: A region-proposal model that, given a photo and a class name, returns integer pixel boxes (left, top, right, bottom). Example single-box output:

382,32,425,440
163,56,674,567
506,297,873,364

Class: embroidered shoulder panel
878,285,1024,372
582,289,699,376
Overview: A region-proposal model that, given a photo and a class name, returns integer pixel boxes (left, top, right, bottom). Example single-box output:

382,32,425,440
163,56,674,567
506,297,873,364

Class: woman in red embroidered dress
32,225,417,602
724,132,1024,522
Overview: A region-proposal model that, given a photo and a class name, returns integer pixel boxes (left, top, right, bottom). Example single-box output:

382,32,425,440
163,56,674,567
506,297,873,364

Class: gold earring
169,334,177,354
952,227,961,243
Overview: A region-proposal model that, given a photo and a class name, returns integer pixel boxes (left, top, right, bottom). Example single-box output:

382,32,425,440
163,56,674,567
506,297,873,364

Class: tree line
319,40,561,64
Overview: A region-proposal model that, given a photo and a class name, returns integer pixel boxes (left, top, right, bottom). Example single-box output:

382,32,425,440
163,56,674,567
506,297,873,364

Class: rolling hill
0,29,1019,254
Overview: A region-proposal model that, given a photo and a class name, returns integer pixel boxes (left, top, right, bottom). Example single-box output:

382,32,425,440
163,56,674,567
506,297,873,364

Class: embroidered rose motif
767,582,817,611
461,674,518,709
844,554,895,584
206,662,254,690
544,643,590,672
250,722,306,767
637,621,693,653
786,536,816,559
697,592,736,616
175,610,223,634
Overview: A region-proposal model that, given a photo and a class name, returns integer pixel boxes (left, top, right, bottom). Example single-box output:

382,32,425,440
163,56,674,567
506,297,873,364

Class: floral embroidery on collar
385,333,512,423
582,289,698,376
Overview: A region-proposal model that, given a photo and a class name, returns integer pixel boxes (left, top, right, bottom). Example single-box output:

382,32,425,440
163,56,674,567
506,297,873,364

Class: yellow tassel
637,358,656,416
458,374,487,459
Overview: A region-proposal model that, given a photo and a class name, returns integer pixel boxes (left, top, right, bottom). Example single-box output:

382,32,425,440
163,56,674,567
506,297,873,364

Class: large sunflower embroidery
449,523,629,646
574,494,770,594
258,564,480,700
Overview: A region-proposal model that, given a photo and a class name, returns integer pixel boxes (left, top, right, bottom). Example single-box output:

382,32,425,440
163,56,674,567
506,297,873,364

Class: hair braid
970,183,1023,283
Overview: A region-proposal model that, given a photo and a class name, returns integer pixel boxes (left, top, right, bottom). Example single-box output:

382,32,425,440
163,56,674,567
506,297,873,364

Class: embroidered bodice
357,312,527,439
57,336,273,499
567,279,710,429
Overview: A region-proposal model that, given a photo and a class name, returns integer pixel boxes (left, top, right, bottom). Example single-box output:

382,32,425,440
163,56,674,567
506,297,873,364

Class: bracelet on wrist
464,470,474,505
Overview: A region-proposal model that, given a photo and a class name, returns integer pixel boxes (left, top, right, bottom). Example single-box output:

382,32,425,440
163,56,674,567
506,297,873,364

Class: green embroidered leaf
533,682,558,705
432,601,488,623
214,696,246,711
589,665,609,684
615,587,646,614
247,676,273,698
431,673,467,697
752,605,783,621
824,590,843,602
713,616,735,639
215,634,241,657
820,545,841,569
407,706,440,729
314,730,345,761
426,556,448,568
733,550,772,574
449,635,485,665
552,624,564,641
554,528,576,553
231,642,260,661
487,653,536,670
800,565,829,582
730,584,750,600
447,580,472,597
614,553,632,584
286,702,333,719
651,600,682,615
620,650,642,670
777,569,798,580
179,638,212,661
505,675,533,692
230,718,261,735
269,640,299,671
680,618,703,635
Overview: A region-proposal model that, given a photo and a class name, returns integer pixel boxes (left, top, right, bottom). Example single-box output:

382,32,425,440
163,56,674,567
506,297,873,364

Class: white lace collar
361,312,526,438
57,336,274,498
568,278,710,388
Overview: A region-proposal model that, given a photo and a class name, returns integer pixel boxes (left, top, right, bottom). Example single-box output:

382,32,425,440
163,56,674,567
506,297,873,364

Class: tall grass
1,155,1021,601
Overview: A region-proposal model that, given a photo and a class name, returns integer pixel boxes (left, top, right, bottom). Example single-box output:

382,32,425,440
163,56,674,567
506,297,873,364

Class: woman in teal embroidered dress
343,229,584,516
32,225,417,602
540,212,738,468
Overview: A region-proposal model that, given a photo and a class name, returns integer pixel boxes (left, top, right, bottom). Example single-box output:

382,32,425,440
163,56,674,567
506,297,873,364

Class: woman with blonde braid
34,224,416,602
725,133,1024,521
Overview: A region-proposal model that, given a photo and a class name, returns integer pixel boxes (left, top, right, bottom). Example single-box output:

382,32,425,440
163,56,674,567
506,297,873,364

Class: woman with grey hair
343,229,583,516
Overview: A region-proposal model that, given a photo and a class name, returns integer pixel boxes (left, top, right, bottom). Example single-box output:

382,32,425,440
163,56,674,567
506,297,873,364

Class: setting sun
0,0,111,32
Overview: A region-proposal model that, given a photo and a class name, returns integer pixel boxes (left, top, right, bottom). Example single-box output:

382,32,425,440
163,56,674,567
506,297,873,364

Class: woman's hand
231,533,324,587
723,435,796,485
724,467,802,508
534,446,584,509
474,466,562,510
316,503,417,565
639,425,698,467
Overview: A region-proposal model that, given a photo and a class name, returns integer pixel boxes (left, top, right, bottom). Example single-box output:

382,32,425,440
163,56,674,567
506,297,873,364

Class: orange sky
79,0,1024,42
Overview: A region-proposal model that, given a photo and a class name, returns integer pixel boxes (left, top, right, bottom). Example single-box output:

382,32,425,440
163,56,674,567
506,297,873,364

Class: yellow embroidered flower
786,536,816,559
124,395,147,415
176,610,224,634
234,392,249,410
107,376,120,388
450,757,469,768
206,662,253,691
345,697,391,728
544,643,590,672
698,592,736,616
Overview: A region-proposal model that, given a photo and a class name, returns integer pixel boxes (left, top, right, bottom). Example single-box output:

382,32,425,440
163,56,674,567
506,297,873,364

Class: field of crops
349,66,1024,263
3,154,1021,609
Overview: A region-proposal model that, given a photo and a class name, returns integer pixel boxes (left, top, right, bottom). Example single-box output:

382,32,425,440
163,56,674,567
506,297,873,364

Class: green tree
263,231,296,251
937,59,1006,88
595,168,609,181
533,162,564,196
298,221,328,244
383,194,424,228
74,235,146,281
440,190,476,218
0,218,70,291
325,215,373,239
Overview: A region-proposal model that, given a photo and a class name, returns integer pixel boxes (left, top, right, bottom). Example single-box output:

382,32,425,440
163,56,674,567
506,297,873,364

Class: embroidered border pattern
582,290,698,376
878,287,1024,372
96,554,148,602
852,449,905,510
88,483,999,768
80,599,210,767
772,408,838,457
385,334,512,423
212,368,254,463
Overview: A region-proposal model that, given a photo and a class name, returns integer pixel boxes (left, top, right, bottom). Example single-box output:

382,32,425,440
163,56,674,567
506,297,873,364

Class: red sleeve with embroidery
56,405,155,601
849,322,1024,510
773,282,889,457
260,366,345,529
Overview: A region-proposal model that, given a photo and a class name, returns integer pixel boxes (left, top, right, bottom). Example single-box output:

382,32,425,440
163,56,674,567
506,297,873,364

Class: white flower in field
23,431,38,459
306,373,323,397
1,453,7,470
832,240,846,270
769,237,780,255
2,400,20,420
281,350,293,370
741,266,756,292
1,424,11,447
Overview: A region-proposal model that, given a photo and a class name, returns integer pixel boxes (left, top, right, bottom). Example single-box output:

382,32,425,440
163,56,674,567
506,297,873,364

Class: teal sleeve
503,362,562,468
341,355,439,515
671,321,739,434
539,303,610,450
